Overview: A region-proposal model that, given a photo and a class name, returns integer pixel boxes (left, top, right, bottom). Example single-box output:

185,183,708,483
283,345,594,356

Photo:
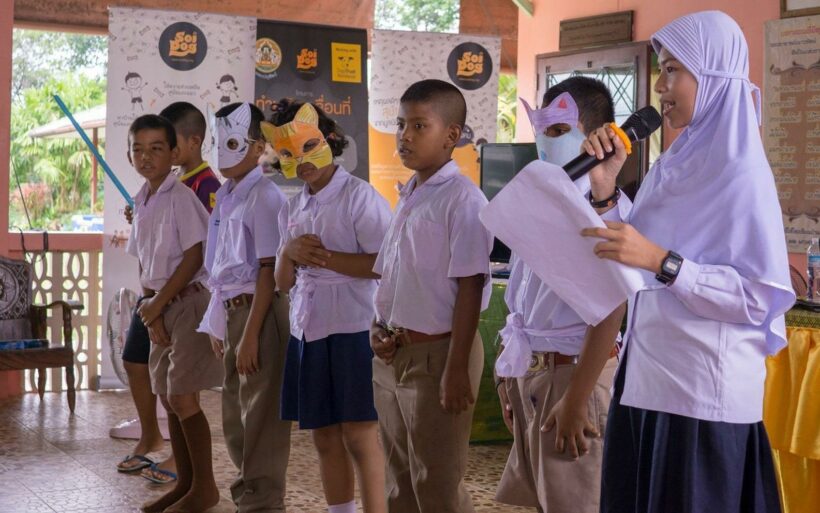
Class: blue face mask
535,127,586,167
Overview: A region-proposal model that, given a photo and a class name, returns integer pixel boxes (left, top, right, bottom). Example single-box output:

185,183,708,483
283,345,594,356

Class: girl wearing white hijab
581,11,794,513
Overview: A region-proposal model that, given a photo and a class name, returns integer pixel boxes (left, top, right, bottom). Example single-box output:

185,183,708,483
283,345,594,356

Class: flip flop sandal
141,463,178,484
116,454,155,473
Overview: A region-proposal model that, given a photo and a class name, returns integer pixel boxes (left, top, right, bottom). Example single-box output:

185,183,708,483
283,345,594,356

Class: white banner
101,7,256,388
369,30,501,207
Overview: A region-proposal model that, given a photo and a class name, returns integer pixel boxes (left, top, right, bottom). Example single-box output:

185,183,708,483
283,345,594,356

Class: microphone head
622,106,662,141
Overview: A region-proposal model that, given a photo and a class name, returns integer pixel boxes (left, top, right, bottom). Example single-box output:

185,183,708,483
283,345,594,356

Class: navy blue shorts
280,331,378,430
121,298,150,365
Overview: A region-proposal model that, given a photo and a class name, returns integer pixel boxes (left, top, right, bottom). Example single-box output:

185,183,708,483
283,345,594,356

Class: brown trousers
495,357,618,512
222,293,292,512
373,334,484,513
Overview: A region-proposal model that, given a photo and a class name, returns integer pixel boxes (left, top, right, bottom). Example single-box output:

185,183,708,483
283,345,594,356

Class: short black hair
128,114,176,149
125,71,141,81
543,76,615,134
215,102,264,141
268,98,349,157
159,101,206,139
400,79,467,128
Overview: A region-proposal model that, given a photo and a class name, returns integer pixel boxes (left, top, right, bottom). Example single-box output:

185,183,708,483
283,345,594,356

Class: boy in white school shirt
125,114,223,513
196,102,291,512
370,79,493,513
494,77,628,513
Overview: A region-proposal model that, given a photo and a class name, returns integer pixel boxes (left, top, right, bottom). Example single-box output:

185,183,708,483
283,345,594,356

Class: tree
374,0,460,33
12,29,107,101
497,73,517,143
9,29,107,231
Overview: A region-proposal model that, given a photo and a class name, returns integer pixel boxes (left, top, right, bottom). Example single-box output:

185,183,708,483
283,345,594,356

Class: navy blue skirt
280,330,378,430
601,347,781,513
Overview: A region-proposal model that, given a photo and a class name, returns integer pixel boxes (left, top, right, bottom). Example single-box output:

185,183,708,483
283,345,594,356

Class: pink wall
1,0,11,259
0,0,23,399
516,0,809,277
516,0,780,138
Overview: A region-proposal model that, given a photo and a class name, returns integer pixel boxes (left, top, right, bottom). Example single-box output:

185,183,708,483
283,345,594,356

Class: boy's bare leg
341,421,386,513
121,361,163,465
141,396,192,513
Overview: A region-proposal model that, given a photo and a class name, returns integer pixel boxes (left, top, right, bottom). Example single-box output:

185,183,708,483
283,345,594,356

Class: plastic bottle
807,237,820,301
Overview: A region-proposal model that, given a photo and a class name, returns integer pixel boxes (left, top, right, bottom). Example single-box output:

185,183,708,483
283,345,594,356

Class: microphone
564,106,662,181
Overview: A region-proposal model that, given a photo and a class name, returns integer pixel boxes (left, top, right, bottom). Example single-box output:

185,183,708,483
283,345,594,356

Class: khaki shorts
495,356,618,512
149,287,224,396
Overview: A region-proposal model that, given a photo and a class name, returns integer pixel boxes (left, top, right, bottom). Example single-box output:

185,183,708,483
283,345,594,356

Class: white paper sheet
479,160,646,325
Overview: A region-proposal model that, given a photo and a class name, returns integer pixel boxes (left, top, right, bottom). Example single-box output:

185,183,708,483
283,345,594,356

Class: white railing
23,250,102,392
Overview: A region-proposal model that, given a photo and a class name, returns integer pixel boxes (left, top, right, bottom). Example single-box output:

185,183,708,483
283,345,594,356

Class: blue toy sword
53,95,134,208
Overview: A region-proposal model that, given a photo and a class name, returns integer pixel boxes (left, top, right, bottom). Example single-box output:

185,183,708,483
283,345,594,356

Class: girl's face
278,137,335,189
654,47,698,129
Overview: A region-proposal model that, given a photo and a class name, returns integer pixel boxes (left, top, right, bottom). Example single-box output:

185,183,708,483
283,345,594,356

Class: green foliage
12,29,107,100
496,73,517,143
9,29,107,231
375,0,460,33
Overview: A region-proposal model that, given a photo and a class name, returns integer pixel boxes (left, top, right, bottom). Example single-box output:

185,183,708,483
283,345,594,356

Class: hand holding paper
479,160,646,325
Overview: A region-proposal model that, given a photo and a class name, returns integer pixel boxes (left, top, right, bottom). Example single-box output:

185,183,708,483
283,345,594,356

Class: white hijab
629,11,795,354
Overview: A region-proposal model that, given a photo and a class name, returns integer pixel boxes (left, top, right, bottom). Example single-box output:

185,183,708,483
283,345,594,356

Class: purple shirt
373,160,493,335
197,166,287,340
180,162,220,214
279,166,391,342
126,173,209,291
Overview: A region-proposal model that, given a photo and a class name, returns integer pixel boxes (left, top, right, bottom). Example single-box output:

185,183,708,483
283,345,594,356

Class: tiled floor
0,390,530,512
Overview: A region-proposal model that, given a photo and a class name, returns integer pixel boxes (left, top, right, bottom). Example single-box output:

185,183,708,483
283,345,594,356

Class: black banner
255,20,369,194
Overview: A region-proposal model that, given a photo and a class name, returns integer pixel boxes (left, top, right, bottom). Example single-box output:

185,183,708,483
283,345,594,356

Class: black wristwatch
656,251,683,285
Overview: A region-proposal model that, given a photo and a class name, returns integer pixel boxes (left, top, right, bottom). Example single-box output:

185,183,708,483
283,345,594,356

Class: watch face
664,259,681,274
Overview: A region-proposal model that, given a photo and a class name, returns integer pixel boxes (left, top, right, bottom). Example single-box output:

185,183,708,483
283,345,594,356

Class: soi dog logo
159,22,207,71
297,49,318,71
447,42,492,90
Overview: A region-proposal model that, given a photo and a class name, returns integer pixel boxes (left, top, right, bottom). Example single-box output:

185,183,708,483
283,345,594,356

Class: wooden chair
0,255,83,412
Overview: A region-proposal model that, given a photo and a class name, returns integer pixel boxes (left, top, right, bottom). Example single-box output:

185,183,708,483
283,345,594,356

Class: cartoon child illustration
122,72,146,112
216,74,239,105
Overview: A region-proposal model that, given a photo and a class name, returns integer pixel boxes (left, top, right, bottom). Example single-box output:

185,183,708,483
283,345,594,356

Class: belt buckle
378,321,406,344
528,353,545,372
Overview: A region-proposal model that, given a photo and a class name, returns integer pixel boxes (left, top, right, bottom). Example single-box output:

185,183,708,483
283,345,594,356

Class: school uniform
494,254,616,512
372,159,493,513
494,179,629,512
600,12,795,513
197,166,291,512
122,162,220,366
125,172,222,396
278,166,391,429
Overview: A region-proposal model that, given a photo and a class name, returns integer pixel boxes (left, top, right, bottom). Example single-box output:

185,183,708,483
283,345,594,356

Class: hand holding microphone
568,107,662,201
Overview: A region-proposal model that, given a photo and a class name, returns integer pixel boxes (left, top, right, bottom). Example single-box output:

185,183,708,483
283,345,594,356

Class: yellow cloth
764,327,820,513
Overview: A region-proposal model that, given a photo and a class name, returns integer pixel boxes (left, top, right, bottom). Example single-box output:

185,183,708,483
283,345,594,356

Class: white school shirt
197,166,287,339
497,200,632,377
279,166,392,342
126,172,209,291
612,208,783,423
373,160,493,335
